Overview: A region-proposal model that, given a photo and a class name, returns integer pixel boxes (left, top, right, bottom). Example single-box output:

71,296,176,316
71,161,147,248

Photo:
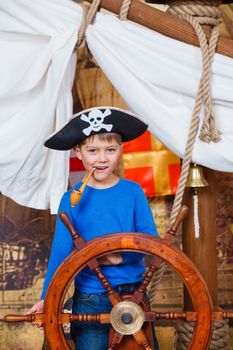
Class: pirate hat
45,106,148,150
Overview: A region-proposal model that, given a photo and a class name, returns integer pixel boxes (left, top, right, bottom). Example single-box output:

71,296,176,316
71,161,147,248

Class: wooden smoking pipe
70,167,95,207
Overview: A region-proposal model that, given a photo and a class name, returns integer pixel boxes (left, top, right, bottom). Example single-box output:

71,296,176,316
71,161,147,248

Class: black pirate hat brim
44,107,148,150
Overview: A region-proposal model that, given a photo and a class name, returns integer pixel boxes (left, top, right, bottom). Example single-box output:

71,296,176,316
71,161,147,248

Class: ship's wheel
5,207,217,350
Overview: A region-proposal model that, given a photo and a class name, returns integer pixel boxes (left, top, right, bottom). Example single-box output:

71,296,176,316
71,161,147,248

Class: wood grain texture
86,0,233,58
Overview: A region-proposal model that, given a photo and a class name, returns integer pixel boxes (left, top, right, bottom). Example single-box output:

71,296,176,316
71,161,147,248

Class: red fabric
69,157,85,171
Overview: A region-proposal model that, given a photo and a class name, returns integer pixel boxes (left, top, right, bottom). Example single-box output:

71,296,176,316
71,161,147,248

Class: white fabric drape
0,0,79,213
0,1,232,213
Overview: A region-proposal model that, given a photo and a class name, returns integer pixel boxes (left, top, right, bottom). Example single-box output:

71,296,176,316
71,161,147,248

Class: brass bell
186,164,209,188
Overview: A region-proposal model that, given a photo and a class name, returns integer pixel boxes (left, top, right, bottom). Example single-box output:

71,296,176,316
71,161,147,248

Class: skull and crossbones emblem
81,109,113,136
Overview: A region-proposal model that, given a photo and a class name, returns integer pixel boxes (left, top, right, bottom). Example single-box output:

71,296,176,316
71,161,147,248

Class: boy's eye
88,149,97,153
107,148,117,153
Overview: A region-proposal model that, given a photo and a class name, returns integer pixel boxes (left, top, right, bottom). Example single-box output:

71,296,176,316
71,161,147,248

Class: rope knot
199,114,222,142
168,0,223,26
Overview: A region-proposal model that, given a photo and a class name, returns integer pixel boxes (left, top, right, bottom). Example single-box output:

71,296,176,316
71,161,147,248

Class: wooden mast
86,0,233,58
183,168,218,310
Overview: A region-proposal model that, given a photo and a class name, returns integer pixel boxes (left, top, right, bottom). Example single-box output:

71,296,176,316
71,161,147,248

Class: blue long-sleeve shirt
41,179,158,298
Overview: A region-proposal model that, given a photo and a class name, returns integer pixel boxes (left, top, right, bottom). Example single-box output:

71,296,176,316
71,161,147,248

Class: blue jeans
71,283,159,350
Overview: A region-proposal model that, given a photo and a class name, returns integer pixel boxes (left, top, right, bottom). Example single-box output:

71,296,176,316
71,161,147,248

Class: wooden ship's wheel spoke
133,329,152,350
3,313,111,325
107,330,124,350
5,309,233,324
130,259,158,305
59,211,122,306
131,207,187,306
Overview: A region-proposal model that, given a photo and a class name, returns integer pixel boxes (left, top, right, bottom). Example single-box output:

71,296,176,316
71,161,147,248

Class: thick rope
119,0,132,21
74,0,102,95
149,0,220,302
176,319,229,349
76,0,101,49
168,14,220,224
76,3,89,49
169,1,222,144
168,0,222,26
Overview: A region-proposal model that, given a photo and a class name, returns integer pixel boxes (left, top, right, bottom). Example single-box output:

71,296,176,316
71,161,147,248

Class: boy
28,107,159,349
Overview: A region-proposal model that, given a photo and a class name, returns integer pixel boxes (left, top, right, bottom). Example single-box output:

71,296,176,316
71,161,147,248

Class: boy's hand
99,253,122,265
26,300,44,330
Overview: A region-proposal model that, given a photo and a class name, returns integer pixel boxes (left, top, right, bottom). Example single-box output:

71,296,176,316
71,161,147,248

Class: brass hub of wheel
110,300,145,335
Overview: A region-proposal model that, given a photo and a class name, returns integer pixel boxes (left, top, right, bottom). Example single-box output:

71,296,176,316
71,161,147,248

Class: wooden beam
145,0,232,4
87,0,233,58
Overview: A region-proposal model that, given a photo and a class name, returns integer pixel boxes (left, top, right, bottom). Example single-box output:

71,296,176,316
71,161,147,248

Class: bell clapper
193,189,200,239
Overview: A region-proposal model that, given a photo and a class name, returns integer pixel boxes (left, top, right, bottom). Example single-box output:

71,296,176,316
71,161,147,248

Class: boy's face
74,135,122,183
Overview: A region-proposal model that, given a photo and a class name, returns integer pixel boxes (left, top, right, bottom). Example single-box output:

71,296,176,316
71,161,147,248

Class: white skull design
81,109,113,136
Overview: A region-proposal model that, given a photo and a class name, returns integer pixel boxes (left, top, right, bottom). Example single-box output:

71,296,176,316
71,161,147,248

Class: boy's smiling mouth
95,166,108,170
